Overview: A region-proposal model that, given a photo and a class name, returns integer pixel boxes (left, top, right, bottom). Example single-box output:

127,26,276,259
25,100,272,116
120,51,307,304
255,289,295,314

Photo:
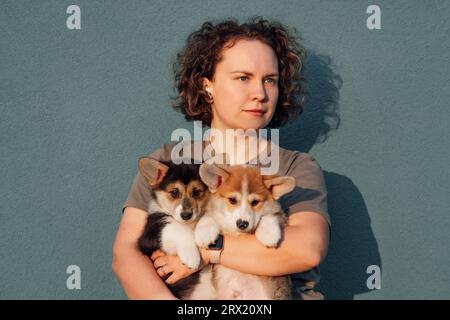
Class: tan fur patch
216,166,272,212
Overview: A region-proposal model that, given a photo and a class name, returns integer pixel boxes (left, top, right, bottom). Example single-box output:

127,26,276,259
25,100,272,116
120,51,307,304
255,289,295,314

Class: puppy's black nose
236,219,249,230
181,212,193,220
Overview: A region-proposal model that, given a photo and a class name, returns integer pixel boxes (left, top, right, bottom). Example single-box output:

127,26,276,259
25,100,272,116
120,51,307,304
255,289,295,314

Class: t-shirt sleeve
121,144,171,214
280,152,331,228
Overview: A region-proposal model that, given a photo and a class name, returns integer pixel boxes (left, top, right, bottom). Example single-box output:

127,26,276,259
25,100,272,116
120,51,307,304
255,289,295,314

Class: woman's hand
150,248,210,284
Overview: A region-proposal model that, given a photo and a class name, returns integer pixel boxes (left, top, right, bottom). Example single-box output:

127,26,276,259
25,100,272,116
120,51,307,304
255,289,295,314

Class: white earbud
206,87,213,99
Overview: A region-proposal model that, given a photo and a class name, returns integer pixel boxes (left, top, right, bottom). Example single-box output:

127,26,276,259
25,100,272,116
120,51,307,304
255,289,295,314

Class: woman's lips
244,109,266,116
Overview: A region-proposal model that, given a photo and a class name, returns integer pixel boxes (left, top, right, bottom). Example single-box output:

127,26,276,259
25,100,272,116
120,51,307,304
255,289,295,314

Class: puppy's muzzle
236,219,249,230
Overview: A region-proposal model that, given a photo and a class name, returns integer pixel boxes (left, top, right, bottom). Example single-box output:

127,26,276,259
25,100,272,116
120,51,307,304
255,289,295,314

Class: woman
112,17,330,300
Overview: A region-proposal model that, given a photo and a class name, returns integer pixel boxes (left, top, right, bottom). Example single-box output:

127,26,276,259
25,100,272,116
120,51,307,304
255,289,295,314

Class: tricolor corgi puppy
137,157,215,299
195,163,296,300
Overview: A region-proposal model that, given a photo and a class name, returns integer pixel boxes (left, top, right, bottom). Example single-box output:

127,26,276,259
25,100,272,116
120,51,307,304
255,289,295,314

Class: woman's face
204,39,279,132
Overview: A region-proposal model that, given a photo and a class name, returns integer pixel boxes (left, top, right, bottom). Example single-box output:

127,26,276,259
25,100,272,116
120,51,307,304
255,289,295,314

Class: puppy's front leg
195,216,220,248
255,214,283,248
161,223,201,270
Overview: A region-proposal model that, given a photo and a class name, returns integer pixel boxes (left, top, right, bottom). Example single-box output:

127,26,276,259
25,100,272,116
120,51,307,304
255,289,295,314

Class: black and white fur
136,158,214,299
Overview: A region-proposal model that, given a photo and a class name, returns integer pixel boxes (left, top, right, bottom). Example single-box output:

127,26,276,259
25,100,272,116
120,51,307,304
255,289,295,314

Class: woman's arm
151,211,329,282
217,211,330,276
112,207,177,300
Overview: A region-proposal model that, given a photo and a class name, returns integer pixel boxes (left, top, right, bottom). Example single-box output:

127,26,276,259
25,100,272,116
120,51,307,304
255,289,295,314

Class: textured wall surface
1,0,449,299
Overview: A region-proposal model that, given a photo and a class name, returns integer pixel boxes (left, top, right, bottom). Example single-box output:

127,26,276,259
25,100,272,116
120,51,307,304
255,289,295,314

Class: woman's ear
199,163,230,193
202,77,211,90
263,176,296,200
202,78,214,95
138,157,169,188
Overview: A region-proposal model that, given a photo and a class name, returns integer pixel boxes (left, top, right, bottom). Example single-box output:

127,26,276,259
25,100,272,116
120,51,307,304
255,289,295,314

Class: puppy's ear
138,157,169,188
199,163,230,193
263,176,295,200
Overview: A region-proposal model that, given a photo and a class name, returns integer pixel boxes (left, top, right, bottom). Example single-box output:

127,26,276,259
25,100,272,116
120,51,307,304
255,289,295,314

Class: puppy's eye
170,189,180,198
228,197,237,205
192,189,202,198
250,199,260,207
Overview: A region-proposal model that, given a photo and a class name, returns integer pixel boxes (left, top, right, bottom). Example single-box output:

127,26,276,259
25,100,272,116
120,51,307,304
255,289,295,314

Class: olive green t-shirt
122,140,331,300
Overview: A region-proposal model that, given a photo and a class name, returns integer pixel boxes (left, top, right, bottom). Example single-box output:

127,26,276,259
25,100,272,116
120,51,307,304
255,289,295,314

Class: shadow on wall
279,50,382,300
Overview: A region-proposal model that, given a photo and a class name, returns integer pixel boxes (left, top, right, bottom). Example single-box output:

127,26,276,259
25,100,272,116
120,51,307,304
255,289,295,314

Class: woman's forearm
219,224,321,276
112,243,177,300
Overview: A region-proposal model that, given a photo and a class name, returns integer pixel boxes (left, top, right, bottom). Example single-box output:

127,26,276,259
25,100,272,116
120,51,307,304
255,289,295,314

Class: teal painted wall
1,0,449,299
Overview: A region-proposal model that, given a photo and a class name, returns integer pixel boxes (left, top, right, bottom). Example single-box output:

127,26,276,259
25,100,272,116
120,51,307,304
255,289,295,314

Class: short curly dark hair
171,16,308,128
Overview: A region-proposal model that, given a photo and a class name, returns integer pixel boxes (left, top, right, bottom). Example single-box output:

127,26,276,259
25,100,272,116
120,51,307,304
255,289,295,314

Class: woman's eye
238,76,248,81
250,199,260,206
170,189,180,198
265,78,277,84
228,197,237,205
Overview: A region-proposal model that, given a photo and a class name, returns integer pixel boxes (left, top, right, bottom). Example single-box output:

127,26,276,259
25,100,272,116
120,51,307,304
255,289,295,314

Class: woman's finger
165,271,181,285
153,256,169,269
156,264,173,279
156,265,164,277
150,249,165,261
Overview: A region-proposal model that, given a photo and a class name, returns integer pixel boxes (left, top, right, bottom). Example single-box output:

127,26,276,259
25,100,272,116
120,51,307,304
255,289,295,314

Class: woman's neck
207,126,268,165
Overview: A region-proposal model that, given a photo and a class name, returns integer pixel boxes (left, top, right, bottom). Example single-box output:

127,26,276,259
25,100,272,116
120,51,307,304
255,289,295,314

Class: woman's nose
250,81,267,101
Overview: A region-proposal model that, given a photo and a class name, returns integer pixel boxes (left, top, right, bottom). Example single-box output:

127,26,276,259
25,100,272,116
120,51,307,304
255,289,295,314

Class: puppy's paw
195,223,220,248
178,246,201,270
255,224,282,248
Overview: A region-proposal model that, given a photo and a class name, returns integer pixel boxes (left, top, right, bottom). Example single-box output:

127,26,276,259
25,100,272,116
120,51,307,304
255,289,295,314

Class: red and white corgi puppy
195,163,296,299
